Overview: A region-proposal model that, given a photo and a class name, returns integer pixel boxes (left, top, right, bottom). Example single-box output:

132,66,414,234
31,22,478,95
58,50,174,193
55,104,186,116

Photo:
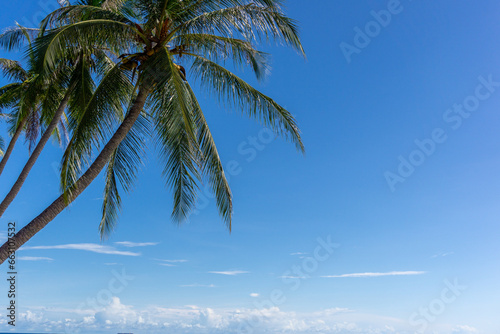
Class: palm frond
32,19,137,74
67,54,96,126
171,3,304,56
0,58,28,82
100,112,150,238
185,81,233,228
61,61,134,197
0,25,39,51
24,106,40,153
190,54,304,152
166,51,197,140
40,4,134,31
150,77,200,222
172,33,269,80
0,83,23,110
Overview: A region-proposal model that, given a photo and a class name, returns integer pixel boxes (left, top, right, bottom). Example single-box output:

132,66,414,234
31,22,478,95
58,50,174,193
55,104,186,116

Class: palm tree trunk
0,85,151,264
0,117,27,177
0,89,72,218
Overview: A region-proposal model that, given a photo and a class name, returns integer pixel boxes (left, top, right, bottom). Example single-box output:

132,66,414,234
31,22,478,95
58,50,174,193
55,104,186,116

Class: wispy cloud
155,259,188,267
20,243,140,256
452,325,478,333
208,270,249,276
321,271,426,278
18,256,54,261
431,252,454,258
279,275,308,279
114,241,159,248
250,293,259,298
180,284,216,288
290,252,308,256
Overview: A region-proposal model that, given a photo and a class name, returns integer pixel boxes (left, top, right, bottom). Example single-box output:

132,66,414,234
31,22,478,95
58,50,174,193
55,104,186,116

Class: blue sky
1,0,500,333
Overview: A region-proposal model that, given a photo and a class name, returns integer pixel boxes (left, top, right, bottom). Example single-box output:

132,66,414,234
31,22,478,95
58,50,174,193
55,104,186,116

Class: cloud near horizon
0,298,477,334
20,243,140,256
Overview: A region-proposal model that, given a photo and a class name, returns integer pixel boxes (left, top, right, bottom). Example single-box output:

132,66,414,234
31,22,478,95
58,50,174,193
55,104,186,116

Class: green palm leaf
172,33,269,80
172,3,304,56
32,19,137,74
189,54,304,152
100,112,150,238
0,25,39,51
0,58,28,82
61,60,134,197
150,77,200,222
185,81,233,228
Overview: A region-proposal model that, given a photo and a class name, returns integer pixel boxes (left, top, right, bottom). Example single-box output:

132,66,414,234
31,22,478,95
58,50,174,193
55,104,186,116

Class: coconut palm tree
0,54,68,212
0,21,127,217
0,0,305,263
0,57,32,176
0,25,66,177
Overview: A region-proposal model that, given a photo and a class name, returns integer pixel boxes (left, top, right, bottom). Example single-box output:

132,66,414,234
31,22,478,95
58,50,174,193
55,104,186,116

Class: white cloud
18,256,54,261
432,252,455,258
19,310,44,323
0,301,475,334
94,297,137,325
321,271,426,278
279,275,308,279
20,243,140,256
114,241,159,247
290,252,308,256
250,293,260,298
157,259,188,267
208,270,249,276
452,325,478,333
180,284,216,288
